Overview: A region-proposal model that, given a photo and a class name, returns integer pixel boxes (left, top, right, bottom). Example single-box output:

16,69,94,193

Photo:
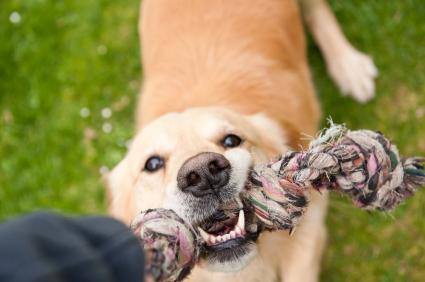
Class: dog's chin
200,241,257,272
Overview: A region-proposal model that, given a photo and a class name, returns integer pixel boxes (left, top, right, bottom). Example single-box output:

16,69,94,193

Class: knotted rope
244,124,425,230
131,209,199,282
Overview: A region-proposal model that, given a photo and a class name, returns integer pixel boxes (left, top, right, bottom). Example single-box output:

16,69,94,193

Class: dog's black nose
177,152,231,197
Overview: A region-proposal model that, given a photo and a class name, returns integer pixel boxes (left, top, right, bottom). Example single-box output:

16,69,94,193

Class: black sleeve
0,212,144,282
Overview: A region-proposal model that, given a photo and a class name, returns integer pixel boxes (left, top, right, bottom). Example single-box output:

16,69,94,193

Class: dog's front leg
300,0,378,103
278,192,328,282
279,223,327,282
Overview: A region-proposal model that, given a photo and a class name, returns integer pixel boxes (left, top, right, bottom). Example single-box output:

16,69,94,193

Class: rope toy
131,124,425,281
131,209,199,282
245,123,425,230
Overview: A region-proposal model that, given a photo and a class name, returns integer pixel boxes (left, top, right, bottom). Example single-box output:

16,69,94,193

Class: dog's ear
247,113,304,156
103,157,135,224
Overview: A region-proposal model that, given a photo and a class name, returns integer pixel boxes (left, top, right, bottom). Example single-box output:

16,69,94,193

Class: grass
0,0,424,281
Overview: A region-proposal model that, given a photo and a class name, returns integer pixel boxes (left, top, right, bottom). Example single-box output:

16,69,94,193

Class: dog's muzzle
177,152,231,197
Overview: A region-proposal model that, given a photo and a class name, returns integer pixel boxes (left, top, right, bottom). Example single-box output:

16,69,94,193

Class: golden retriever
107,0,377,281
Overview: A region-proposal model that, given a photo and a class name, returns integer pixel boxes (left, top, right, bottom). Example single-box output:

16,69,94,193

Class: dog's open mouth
198,209,246,246
195,195,262,265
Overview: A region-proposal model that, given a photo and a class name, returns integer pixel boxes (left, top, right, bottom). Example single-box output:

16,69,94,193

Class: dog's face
107,107,289,272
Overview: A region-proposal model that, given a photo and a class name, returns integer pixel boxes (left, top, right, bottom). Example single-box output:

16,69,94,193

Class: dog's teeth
199,210,247,246
210,236,216,245
235,226,242,236
237,210,245,229
198,227,210,242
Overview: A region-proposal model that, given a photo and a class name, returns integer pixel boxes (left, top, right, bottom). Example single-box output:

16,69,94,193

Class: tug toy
131,209,199,282
245,123,425,231
131,124,425,282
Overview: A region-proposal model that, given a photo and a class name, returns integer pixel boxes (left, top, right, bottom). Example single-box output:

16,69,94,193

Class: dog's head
107,107,294,271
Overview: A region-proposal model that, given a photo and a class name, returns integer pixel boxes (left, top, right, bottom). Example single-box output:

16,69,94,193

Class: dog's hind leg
300,0,378,103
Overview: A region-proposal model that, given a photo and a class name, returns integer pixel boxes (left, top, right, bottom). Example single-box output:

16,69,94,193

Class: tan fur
106,0,375,281
136,0,320,136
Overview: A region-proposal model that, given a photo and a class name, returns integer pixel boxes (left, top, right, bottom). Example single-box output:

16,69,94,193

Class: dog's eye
221,134,242,148
144,156,164,172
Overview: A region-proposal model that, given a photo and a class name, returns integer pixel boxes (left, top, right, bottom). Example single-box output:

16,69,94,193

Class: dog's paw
326,47,378,103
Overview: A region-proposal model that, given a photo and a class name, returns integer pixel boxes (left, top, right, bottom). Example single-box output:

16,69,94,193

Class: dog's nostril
208,160,220,175
187,171,201,186
208,159,229,175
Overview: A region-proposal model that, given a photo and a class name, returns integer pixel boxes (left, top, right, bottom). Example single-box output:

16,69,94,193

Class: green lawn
1,1,424,281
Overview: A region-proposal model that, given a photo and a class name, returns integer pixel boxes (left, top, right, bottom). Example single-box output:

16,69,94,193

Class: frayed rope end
402,157,425,193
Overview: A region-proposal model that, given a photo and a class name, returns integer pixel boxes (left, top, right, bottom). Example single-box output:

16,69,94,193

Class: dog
106,0,377,281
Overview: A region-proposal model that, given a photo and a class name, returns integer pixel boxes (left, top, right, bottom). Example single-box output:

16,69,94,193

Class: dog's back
137,0,320,139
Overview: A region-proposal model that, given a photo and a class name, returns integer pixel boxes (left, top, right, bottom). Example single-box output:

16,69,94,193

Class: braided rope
244,124,425,231
131,209,199,282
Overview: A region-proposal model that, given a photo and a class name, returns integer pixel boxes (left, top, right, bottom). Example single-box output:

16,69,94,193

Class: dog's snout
177,152,231,197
